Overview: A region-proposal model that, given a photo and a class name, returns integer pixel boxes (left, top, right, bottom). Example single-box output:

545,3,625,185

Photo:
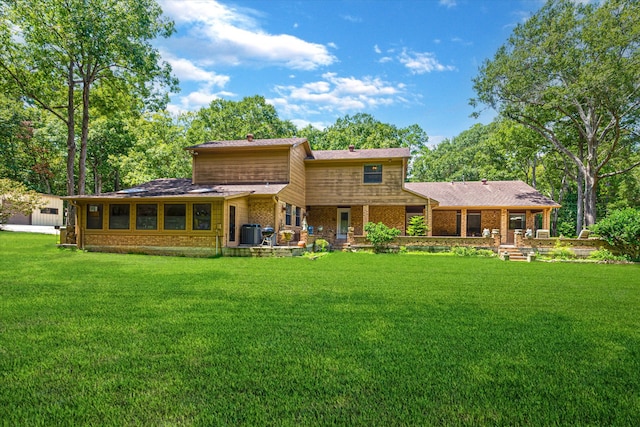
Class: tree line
1,0,638,236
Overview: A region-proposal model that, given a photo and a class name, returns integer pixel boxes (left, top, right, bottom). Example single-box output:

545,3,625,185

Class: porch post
363,205,370,228
500,208,508,244
460,208,467,238
543,208,551,230
426,202,432,237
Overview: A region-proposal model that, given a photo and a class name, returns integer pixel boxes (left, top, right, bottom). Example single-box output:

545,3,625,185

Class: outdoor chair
535,229,550,239
577,229,591,239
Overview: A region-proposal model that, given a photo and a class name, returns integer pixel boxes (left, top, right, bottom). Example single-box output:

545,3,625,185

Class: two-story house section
304,145,435,244
63,136,559,255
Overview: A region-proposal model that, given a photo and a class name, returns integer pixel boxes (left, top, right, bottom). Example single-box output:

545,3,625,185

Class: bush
588,248,628,262
406,215,428,236
364,222,401,253
591,208,640,261
548,239,576,260
451,246,495,257
314,239,329,252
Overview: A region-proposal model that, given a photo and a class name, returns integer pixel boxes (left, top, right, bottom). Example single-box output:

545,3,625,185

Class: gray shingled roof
64,178,286,199
310,147,411,160
405,180,560,208
186,138,308,150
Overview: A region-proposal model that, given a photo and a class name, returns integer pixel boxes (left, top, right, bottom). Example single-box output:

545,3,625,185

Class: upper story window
364,164,383,183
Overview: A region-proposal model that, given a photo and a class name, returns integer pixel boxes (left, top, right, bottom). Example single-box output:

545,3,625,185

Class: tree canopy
472,0,640,228
0,0,177,202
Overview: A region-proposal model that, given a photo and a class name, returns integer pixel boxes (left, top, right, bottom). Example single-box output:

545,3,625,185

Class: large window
194,203,212,231
164,204,186,230
136,204,158,230
364,164,383,183
86,204,103,229
109,204,130,229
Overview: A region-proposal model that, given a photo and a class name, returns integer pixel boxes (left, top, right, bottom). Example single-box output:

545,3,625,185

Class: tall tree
0,0,177,230
116,111,191,188
303,113,428,154
472,0,640,228
186,96,297,145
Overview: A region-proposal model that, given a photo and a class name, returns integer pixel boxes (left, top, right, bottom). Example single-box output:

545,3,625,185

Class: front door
337,208,351,240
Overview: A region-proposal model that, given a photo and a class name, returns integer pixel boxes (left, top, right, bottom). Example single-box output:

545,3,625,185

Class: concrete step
499,246,528,261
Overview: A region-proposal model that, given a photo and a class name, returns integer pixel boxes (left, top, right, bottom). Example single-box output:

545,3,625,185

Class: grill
261,226,275,246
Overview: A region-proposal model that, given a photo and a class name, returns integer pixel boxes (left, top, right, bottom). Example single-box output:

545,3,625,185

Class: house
63,136,559,256
6,193,64,227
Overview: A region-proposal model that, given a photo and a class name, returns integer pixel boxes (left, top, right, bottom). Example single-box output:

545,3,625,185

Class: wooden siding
278,143,307,209
193,149,289,184
225,198,249,247
305,160,428,206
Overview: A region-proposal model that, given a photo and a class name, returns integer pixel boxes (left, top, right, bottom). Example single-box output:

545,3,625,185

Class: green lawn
1,232,639,425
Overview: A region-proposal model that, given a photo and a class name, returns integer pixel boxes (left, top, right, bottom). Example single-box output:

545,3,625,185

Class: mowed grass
1,233,639,426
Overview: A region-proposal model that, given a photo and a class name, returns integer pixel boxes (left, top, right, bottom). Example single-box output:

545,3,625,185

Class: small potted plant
279,229,294,246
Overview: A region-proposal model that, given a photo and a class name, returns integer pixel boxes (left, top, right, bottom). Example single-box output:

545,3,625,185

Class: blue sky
156,0,548,145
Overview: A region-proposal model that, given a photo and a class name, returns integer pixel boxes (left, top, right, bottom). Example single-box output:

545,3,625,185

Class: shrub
591,208,640,261
406,215,428,236
364,222,401,253
588,248,628,262
314,239,329,252
548,239,576,260
451,246,495,257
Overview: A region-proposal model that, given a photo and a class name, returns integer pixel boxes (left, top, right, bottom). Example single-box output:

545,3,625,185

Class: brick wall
369,206,405,234
307,206,337,243
432,210,458,236
248,199,275,227
85,233,218,248
481,210,501,231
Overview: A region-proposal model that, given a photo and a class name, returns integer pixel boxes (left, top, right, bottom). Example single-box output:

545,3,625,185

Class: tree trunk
78,80,90,196
583,169,597,228
66,62,76,230
531,155,537,189
576,168,584,235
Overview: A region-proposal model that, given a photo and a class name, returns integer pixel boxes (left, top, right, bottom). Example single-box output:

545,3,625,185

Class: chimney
348,144,355,152
482,178,488,185
246,134,254,142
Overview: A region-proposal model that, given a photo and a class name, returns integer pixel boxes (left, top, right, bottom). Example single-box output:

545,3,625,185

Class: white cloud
439,0,457,7
273,72,407,117
159,0,335,70
399,49,456,74
164,54,230,87
341,14,362,23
